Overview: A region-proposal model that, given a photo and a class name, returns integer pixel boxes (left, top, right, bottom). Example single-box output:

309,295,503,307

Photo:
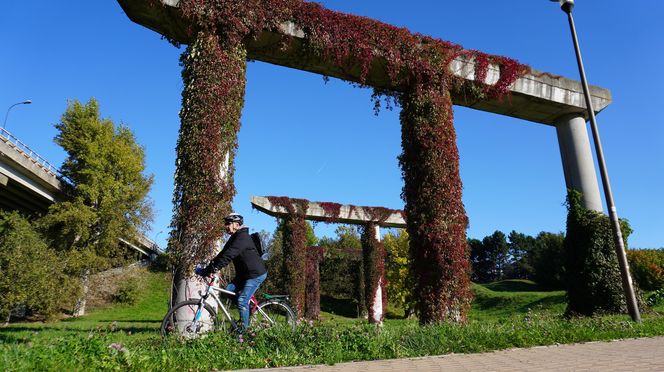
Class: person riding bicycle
196,213,267,330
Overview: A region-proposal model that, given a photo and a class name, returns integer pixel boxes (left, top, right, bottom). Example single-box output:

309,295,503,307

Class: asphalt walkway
235,336,664,371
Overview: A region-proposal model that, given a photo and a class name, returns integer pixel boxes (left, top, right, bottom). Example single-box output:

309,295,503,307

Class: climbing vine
169,31,247,272
399,87,472,324
162,0,528,322
305,246,325,320
282,213,307,318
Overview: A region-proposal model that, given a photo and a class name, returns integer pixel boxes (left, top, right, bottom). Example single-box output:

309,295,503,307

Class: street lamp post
550,0,640,321
2,100,32,130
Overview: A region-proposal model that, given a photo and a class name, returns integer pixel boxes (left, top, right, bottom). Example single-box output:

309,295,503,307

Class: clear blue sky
2,1,662,249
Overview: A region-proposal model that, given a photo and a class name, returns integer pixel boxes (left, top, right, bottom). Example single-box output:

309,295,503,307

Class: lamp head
23,100,32,105
550,0,574,13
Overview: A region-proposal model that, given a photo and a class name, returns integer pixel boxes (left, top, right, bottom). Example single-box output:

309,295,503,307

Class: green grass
2,274,664,371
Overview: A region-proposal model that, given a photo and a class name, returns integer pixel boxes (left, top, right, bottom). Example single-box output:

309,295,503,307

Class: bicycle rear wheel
161,300,219,338
251,300,297,331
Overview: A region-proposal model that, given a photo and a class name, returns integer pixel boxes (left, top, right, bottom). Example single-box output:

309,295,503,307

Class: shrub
113,278,141,305
627,249,664,291
647,288,664,307
0,211,71,320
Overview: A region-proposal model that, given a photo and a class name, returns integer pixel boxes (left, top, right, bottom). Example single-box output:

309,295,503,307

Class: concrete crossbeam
116,0,612,125
251,196,406,228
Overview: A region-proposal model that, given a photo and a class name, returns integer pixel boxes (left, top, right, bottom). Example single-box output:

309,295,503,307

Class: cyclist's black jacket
202,227,267,280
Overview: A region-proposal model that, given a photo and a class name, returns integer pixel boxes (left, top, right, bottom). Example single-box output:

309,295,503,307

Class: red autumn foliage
165,0,527,322
399,87,472,324
169,32,246,271
305,246,325,320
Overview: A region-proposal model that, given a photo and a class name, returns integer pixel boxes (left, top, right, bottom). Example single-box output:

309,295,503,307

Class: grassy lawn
1,272,663,371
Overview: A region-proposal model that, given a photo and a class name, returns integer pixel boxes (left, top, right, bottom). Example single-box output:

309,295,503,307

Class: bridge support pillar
555,114,603,212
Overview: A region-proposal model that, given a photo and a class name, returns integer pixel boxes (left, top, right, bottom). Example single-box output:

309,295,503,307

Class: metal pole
3,100,32,129
562,5,641,321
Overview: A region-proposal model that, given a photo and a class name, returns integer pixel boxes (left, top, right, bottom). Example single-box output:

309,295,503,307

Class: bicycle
161,275,297,338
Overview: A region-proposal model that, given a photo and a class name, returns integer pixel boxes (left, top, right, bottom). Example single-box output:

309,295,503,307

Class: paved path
235,336,664,371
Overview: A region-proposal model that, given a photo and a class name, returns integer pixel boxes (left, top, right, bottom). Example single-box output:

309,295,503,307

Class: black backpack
250,232,269,260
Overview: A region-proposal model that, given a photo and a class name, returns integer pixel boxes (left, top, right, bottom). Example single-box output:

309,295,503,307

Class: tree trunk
73,269,90,317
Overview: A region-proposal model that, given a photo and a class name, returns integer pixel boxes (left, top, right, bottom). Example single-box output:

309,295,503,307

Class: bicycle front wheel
251,300,297,331
161,300,219,338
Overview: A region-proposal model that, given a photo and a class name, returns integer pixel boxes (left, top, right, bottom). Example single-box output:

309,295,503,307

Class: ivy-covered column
282,215,307,318
305,246,324,320
169,30,247,305
399,87,472,324
361,223,386,325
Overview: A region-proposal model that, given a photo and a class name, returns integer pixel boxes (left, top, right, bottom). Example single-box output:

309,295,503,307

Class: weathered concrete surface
116,0,612,125
251,196,406,228
0,134,62,214
556,114,603,212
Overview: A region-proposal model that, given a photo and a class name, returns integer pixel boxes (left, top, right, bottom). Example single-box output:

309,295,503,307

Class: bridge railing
0,127,59,177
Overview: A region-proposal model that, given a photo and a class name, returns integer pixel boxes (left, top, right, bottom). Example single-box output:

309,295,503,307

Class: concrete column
370,224,383,325
555,114,603,212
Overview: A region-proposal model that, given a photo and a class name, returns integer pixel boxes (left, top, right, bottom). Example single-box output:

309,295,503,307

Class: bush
647,288,664,307
627,249,664,291
113,278,141,305
0,211,71,320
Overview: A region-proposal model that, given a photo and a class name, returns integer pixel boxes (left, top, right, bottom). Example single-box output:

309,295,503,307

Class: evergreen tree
507,231,537,279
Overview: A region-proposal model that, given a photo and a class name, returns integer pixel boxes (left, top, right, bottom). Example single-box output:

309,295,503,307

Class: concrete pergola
252,196,406,323
119,0,608,213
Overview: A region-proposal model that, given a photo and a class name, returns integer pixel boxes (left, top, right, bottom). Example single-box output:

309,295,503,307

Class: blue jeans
226,272,267,329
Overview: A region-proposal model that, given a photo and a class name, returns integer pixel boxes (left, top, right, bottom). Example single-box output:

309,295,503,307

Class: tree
469,231,509,282
531,232,565,289
37,98,153,314
384,229,416,317
319,226,364,315
0,212,69,322
468,238,490,282
507,231,537,279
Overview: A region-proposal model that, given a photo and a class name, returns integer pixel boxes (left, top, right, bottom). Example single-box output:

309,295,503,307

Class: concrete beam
251,196,406,228
116,0,612,125
0,138,62,204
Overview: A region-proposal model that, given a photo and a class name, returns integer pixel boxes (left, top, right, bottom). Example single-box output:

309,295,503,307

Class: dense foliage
399,88,472,324
0,212,70,320
383,229,416,317
168,32,246,273
318,227,365,316
469,231,509,283
281,215,307,318
305,246,325,320
627,249,664,291
39,99,153,272
563,191,635,316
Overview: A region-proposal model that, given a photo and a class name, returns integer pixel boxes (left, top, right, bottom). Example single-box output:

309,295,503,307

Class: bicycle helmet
223,212,243,225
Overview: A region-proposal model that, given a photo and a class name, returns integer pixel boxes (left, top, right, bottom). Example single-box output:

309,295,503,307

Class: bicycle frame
189,278,273,331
